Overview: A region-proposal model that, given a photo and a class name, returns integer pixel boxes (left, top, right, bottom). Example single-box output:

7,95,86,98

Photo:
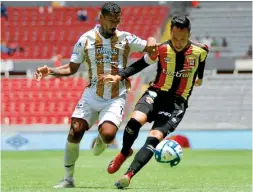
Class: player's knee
101,133,115,144
132,111,148,125
99,121,117,144
68,118,89,143
149,130,164,141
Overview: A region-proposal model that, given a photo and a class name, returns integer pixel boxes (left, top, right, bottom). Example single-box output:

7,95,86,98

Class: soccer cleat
114,171,134,189
93,135,107,156
53,179,75,188
107,149,133,174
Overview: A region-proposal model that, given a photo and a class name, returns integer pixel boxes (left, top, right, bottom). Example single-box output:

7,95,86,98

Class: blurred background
1,1,252,151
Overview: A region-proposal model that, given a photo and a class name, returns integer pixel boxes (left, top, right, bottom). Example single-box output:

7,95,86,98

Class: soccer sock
126,137,160,176
64,141,80,181
121,118,142,156
97,133,105,143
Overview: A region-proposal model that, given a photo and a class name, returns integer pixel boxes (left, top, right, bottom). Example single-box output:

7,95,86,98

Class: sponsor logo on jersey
162,69,192,78
96,47,118,55
95,47,120,65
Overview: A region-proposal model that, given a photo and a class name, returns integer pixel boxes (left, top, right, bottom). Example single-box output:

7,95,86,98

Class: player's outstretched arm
194,44,209,87
194,61,205,87
101,54,156,84
101,37,159,84
35,62,81,81
143,37,159,60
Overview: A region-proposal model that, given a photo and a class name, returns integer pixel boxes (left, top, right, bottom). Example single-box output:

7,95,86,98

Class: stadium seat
1,78,88,124
1,6,169,59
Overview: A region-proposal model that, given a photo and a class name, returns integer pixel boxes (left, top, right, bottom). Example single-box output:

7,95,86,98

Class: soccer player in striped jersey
35,2,157,188
102,16,209,189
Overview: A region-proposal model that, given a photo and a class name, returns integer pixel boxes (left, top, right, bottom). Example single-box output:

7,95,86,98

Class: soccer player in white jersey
35,2,157,188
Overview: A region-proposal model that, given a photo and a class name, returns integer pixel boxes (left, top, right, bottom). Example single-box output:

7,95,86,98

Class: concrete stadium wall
1,124,252,150
1,130,252,151
4,57,236,72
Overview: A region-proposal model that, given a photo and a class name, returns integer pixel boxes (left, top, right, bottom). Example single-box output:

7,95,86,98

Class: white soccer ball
154,139,183,167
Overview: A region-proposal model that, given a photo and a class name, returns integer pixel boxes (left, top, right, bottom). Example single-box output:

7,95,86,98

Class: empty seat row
1,6,169,60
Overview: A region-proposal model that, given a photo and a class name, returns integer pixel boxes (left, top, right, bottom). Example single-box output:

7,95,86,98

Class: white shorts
72,87,126,129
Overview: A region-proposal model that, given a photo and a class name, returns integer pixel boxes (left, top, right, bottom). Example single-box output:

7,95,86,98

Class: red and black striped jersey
150,40,209,101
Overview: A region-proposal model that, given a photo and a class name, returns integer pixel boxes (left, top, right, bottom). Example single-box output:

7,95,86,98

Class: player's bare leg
54,117,88,188
93,121,118,156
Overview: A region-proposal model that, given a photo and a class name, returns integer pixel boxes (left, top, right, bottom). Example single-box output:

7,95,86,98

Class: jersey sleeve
198,45,209,79
70,36,87,64
200,44,209,62
118,56,150,80
126,34,147,53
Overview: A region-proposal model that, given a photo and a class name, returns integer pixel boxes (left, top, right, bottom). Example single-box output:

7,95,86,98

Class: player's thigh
98,96,126,129
134,90,157,123
152,101,186,137
72,92,98,128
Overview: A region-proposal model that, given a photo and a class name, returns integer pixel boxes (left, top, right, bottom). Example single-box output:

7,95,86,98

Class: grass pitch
1,150,252,192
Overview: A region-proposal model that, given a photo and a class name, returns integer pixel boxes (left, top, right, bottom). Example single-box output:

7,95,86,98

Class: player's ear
99,13,103,21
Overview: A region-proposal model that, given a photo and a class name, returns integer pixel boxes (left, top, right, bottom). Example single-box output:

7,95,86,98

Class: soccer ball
154,139,183,167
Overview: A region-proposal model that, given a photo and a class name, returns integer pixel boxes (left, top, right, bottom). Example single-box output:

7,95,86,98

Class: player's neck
99,27,113,39
169,40,191,53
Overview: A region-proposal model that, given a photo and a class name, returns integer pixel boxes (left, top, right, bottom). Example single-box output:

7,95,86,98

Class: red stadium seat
1,6,169,60
1,78,88,124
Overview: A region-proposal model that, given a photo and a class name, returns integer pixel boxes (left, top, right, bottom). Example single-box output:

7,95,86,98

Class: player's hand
146,37,158,61
194,78,203,86
35,65,50,81
100,74,122,84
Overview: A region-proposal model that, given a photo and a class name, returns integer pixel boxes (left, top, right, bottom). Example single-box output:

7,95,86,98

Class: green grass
1,150,252,192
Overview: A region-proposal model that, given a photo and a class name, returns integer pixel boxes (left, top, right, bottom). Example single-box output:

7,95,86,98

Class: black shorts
134,88,187,137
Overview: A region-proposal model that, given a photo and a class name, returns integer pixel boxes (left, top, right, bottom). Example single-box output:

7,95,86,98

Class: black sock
126,137,160,175
121,118,142,156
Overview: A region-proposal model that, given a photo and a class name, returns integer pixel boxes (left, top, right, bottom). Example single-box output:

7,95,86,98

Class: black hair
101,2,121,16
171,16,191,32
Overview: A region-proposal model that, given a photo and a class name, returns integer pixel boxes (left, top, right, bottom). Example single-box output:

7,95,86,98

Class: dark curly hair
101,2,121,16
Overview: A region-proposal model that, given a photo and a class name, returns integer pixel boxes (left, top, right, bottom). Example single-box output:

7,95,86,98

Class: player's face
171,26,190,52
100,12,121,37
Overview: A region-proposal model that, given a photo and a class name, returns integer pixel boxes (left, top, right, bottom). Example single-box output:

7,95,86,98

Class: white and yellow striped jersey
70,24,147,100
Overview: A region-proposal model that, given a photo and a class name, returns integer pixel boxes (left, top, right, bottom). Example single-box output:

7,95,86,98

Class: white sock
98,133,108,145
98,133,104,142
64,141,80,181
